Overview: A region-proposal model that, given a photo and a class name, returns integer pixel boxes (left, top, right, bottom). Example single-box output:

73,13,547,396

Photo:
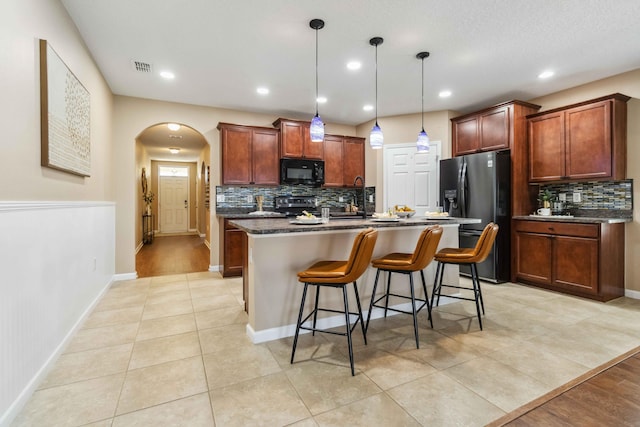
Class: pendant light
416,51,430,152
309,19,325,142
369,37,384,149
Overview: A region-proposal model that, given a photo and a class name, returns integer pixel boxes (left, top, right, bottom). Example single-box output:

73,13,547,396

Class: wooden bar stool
431,223,499,330
365,225,442,348
291,228,378,376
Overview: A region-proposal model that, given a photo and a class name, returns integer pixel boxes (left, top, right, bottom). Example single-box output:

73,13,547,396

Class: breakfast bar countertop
229,216,481,235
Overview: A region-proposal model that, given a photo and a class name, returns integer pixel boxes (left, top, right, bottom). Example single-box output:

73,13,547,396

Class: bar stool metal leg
312,286,320,336
291,283,310,364
365,269,382,333
342,285,355,376
420,270,433,328
352,281,367,345
408,272,420,348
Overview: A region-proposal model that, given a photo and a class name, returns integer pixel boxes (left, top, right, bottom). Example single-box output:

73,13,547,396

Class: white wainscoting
0,202,115,426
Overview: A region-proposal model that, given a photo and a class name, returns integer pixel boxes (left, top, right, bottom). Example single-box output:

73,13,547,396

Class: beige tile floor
12,272,640,426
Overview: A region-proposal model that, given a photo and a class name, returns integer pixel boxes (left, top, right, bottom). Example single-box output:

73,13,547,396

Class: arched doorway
135,122,211,277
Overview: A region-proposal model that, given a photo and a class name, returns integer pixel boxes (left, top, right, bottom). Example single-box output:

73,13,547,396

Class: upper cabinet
452,104,511,156
273,118,323,159
218,123,279,185
528,93,630,183
323,135,365,187
451,100,541,216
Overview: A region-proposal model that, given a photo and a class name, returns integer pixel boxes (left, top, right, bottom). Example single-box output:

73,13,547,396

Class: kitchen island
229,216,481,343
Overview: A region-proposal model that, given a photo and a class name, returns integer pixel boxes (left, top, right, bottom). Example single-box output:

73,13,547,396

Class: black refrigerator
439,150,510,283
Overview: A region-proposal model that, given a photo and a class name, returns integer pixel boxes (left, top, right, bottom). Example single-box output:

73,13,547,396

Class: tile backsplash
540,179,633,210
215,185,375,213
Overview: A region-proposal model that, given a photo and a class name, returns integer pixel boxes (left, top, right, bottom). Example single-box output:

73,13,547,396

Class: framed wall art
39,39,91,177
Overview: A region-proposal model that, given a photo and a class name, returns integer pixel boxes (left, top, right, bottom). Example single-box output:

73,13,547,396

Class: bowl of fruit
394,205,416,218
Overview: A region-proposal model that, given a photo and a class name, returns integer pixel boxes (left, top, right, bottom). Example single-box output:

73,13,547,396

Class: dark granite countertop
513,211,631,224
216,209,285,219
229,216,481,235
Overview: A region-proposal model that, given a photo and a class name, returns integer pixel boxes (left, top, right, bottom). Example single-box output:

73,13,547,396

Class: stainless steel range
274,195,319,217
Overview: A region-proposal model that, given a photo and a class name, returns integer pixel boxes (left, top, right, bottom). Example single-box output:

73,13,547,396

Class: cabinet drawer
514,220,599,238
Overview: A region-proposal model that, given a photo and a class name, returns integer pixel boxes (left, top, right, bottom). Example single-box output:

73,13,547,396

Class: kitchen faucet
353,175,366,219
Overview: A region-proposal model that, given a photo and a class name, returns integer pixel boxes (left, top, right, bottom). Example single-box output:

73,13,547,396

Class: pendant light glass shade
310,113,324,142
369,37,384,149
416,51,430,152
417,129,430,152
309,19,325,142
370,121,383,149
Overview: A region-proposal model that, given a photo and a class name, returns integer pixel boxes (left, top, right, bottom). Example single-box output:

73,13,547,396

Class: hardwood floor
491,346,640,426
136,234,210,277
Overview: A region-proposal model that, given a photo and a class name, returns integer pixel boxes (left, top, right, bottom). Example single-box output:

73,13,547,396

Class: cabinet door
529,112,565,182
251,128,279,185
279,120,323,159
515,231,552,285
554,235,598,295
453,116,479,156
565,101,611,180
479,106,510,151
221,126,252,184
343,137,365,187
323,135,344,187
303,122,324,159
223,221,244,277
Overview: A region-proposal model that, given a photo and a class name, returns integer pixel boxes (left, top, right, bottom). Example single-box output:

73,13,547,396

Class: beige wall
528,69,640,292
355,110,457,212
0,0,114,202
113,96,360,274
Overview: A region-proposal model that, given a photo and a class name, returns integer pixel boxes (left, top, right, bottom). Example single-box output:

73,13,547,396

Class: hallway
136,235,210,278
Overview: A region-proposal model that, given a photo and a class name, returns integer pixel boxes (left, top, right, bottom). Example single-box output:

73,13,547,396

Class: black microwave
280,158,324,186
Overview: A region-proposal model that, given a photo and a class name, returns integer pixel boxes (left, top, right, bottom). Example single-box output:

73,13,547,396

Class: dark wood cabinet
273,118,323,159
528,93,630,183
221,218,245,277
218,123,279,185
513,219,624,301
451,100,541,216
452,105,510,156
322,135,365,187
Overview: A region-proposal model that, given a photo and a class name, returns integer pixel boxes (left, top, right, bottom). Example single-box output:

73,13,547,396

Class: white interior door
160,176,189,233
383,142,440,215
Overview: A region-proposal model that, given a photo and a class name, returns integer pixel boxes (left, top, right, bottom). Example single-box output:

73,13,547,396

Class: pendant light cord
421,56,424,131
315,27,319,116
375,43,378,123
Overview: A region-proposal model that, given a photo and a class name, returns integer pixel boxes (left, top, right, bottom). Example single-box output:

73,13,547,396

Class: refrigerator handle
459,161,467,217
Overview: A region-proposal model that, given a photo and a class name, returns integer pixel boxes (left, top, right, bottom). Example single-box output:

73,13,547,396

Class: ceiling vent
131,60,153,73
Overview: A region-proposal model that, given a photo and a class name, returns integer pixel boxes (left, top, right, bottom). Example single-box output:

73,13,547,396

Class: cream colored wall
355,110,456,212
113,96,359,274
528,68,640,293
0,0,114,202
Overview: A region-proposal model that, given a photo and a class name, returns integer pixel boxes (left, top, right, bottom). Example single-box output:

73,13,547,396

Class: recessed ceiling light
169,147,180,154
256,87,269,95
160,71,175,79
167,123,181,131
363,105,374,111
346,61,361,70
538,70,554,79
316,96,327,103
439,90,452,98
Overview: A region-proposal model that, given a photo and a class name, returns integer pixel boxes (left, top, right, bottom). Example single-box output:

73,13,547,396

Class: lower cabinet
513,220,624,301
221,218,246,277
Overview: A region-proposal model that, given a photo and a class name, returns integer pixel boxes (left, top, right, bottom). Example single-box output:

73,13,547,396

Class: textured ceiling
62,0,640,160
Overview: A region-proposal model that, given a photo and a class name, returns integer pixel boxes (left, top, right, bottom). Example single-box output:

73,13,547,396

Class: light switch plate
369,195,374,203
247,195,253,203
216,194,224,202
339,196,344,202
559,193,566,202
573,192,582,203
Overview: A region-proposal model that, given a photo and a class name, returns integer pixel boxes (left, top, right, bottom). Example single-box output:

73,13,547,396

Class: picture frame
39,39,91,177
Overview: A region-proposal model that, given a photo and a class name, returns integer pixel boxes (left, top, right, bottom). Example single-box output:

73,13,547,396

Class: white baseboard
208,265,221,272
113,272,138,281
625,289,640,300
